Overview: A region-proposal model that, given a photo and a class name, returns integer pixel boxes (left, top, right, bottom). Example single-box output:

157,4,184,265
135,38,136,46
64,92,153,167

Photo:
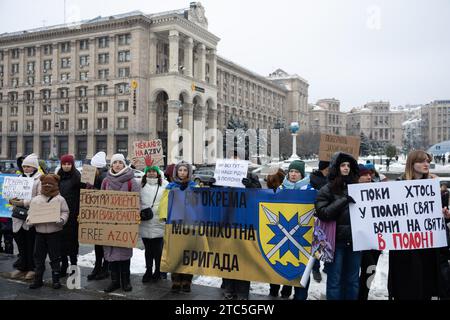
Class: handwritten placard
132,139,164,169
2,177,34,200
27,201,60,224
78,189,141,248
319,134,360,162
81,165,96,185
348,179,448,251
214,159,249,188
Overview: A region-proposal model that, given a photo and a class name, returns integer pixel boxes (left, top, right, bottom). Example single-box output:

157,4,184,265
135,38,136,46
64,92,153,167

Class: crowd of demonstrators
85,152,110,281
101,154,141,293
139,165,168,283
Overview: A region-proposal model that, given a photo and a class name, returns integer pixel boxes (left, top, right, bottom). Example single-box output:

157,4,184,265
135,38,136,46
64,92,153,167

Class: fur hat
40,174,60,197
173,161,193,183
22,153,39,169
266,168,286,190
90,152,107,168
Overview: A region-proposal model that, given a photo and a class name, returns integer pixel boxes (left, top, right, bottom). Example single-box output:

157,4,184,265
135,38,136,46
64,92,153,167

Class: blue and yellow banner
161,187,317,286
0,174,16,218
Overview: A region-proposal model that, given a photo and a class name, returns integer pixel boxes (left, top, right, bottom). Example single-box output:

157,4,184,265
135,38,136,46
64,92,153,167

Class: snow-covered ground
78,248,389,300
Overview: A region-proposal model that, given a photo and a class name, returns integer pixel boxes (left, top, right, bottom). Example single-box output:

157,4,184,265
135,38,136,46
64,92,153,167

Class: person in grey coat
101,154,141,293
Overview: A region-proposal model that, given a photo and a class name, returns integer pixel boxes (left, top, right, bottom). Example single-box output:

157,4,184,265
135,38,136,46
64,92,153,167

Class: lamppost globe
289,122,300,134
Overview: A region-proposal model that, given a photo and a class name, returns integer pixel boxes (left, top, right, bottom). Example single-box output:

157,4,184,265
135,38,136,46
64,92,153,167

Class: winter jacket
26,194,69,234
101,167,141,262
94,167,108,190
139,179,169,239
314,152,359,243
388,175,443,300
309,170,328,190
58,168,81,256
12,171,42,233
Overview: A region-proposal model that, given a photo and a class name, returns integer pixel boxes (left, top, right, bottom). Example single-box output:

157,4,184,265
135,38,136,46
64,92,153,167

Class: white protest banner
81,165,96,185
214,159,248,188
348,179,448,251
2,177,34,200
27,201,60,224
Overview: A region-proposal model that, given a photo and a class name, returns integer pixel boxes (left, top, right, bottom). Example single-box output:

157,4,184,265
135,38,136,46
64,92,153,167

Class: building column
193,106,205,164
198,43,206,82
210,49,217,86
33,90,42,157
3,50,10,87
168,30,179,74
35,45,41,85
149,33,157,75
167,100,181,164
148,101,158,139
184,38,193,77
53,42,61,83
182,103,193,163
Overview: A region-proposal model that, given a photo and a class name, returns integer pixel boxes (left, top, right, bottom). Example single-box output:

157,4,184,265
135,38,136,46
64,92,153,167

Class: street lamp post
288,122,300,161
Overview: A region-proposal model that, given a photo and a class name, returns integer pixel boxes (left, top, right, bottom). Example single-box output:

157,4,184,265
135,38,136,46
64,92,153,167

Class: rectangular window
43,59,52,71
27,61,35,72
117,117,128,129
60,104,69,114
11,78,19,87
27,47,36,57
78,87,87,97
61,42,71,53
118,100,129,112
26,121,34,132
60,119,68,131
61,58,71,69
78,119,88,130
43,45,52,55
43,120,51,131
79,55,90,67
98,53,109,65
97,102,108,113
118,67,129,78
11,63,19,74
60,73,70,82
117,83,130,94
98,69,109,79
97,118,108,130
118,51,131,62
98,37,109,48
79,39,89,50
118,34,131,46
10,106,18,116
10,121,18,132
78,103,88,113
43,105,52,114
43,74,52,84
27,76,35,86
59,89,69,98
80,71,89,81
97,86,107,96
11,49,19,59
26,105,34,116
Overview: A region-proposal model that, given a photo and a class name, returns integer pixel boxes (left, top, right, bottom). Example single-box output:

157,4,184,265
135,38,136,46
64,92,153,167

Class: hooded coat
314,152,359,243
101,167,141,262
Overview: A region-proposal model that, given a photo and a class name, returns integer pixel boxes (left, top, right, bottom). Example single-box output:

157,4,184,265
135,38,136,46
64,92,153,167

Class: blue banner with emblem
161,187,317,286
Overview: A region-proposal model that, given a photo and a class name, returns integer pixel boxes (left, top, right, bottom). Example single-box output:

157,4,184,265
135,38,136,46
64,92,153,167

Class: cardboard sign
213,159,249,188
348,179,448,251
0,174,16,218
27,201,60,224
81,165,96,185
318,134,360,162
2,176,34,200
78,189,140,248
132,139,164,169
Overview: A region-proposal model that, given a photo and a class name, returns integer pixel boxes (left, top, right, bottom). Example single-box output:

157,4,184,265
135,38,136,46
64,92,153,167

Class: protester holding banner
315,152,361,300
159,161,197,293
86,151,110,281
26,174,69,289
101,154,141,293
9,153,42,281
57,154,81,278
388,150,448,300
140,165,168,283
357,164,382,300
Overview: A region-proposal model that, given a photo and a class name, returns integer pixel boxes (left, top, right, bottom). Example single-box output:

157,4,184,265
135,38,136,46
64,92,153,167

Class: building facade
0,3,309,164
421,100,450,147
308,98,346,135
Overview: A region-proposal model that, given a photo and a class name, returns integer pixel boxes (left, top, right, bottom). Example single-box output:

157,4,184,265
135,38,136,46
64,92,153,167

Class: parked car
192,168,215,185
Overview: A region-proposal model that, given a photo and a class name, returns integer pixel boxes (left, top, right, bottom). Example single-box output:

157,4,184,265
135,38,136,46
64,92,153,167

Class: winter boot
87,261,102,281
4,241,13,255
121,271,132,292
96,260,110,280
104,263,120,293
171,273,181,293
52,271,62,289
280,285,292,299
29,273,44,289
142,269,152,283
60,259,69,278
181,277,192,293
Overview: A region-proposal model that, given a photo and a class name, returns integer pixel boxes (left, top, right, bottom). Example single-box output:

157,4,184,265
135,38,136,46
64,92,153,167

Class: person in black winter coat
57,154,81,277
389,150,450,300
315,152,361,300
309,160,330,191
85,151,110,281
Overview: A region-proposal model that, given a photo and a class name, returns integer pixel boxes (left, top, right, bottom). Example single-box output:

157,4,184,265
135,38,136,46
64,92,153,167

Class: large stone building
346,101,403,147
308,98,346,135
0,3,308,164
421,100,450,147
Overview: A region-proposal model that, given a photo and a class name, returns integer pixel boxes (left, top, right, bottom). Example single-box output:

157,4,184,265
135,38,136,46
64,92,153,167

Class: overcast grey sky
1,0,449,111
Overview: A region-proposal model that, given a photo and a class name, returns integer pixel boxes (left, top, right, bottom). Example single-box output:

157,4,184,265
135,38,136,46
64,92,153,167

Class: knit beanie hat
60,154,75,166
358,164,371,176
288,160,305,178
318,160,330,171
110,154,127,167
22,153,39,169
144,166,161,176
90,152,107,168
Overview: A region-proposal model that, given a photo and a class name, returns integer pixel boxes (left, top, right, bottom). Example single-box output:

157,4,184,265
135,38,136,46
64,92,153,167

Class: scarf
105,168,135,191
281,176,310,190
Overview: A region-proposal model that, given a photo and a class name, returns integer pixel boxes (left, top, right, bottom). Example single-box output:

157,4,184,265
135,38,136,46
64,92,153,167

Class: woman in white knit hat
9,153,42,281
101,153,141,293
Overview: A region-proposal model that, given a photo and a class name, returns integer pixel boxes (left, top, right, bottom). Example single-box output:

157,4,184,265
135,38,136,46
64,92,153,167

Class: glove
346,195,356,204
9,198,24,207
56,218,65,226
242,178,251,188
